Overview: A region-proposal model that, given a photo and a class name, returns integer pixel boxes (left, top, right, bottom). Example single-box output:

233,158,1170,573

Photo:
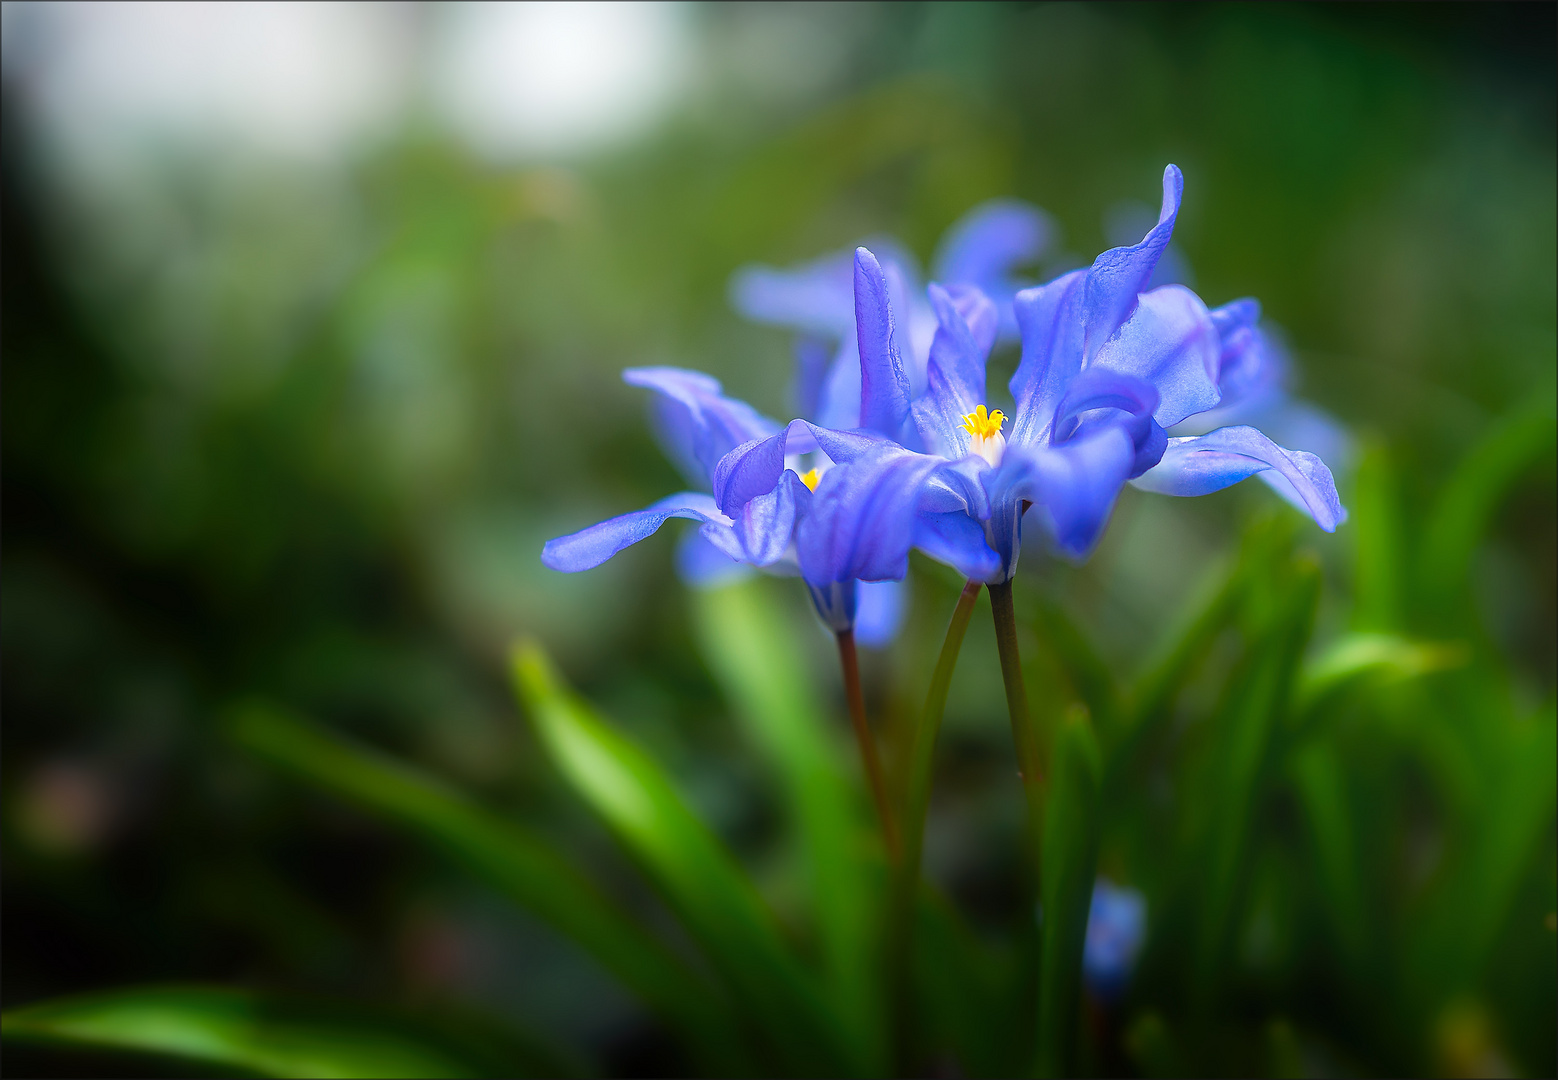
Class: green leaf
2,986,479,1078
1296,632,1468,714
1406,702,1557,1002
1118,508,1303,763
1290,742,1370,980
691,580,883,1068
1035,708,1103,1079
1191,554,1321,1009
1350,440,1402,631
893,581,986,1073
229,702,743,1073
1111,548,1246,781
511,640,861,1075
1419,402,1556,612
912,886,1025,1078
1026,593,1121,739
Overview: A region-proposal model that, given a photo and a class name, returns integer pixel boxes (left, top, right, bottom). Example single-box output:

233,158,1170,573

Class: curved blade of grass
899,581,984,889
1115,514,1298,782
2,986,480,1079
692,580,883,1068
1191,554,1321,1011
1350,440,1402,631
913,884,1025,1078
1026,592,1120,739
1420,402,1556,612
511,641,861,1076
1034,708,1103,1079
1406,701,1557,1005
229,702,745,1073
892,580,983,1070
1295,632,1468,717
1291,742,1371,982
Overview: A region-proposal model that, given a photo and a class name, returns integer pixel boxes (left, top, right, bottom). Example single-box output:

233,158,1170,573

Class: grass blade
893,580,983,1071
230,702,744,1073
2,986,480,1079
1350,440,1402,631
511,640,860,1075
1419,402,1556,613
692,580,883,1067
1026,593,1121,740
1191,554,1321,1010
1291,742,1371,981
1295,632,1468,718
1035,708,1104,1078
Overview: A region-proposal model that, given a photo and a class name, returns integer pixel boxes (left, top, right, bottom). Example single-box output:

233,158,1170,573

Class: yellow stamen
961,404,1006,440
799,468,821,491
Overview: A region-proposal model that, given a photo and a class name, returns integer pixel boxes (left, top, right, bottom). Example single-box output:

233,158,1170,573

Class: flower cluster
544,165,1344,631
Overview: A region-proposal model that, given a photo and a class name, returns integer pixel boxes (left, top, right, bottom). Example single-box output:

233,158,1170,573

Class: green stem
837,629,900,860
887,579,982,1073
901,580,983,883
989,580,1044,788
989,578,1050,1070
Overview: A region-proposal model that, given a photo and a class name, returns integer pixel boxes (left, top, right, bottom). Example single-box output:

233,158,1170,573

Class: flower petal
1205,298,1290,414
1051,369,1166,478
797,444,948,586
854,579,907,648
913,510,1003,582
815,336,862,430
732,470,811,566
622,367,779,485
933,198,1055,339
675,528,754,587
988,425,1137,564
912,283,996,459
854,247,913,439
542,493,733,572
807,579,857,633
728,251,856,338
790,335,833,420
1009,269,1087,446
1089,284,1220,429
1129,426,1346,531
1081,164,1184,363
712,419,885,517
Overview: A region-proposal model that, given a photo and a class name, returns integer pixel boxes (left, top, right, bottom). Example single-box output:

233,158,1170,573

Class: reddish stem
837,629,900,860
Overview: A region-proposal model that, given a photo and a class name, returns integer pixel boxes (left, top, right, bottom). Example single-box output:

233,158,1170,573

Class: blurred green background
3,3,1553,1077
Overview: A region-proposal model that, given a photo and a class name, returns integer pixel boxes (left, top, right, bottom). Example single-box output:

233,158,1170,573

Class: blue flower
711,248,1002,598
722,201,1053,631
1083,878,1147,1003
540,366,908,640
540,367,806,580
725,165,1346,593
1105,199,1355,514
729,199,1055,437
1167,303,1354,515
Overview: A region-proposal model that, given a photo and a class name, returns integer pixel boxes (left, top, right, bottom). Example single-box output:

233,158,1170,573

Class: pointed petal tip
1159,164,1184,224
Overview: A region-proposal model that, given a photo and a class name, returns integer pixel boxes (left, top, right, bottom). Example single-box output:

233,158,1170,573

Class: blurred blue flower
1084,878,1147,1003
728,166,1346,594
729,199,1055,435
